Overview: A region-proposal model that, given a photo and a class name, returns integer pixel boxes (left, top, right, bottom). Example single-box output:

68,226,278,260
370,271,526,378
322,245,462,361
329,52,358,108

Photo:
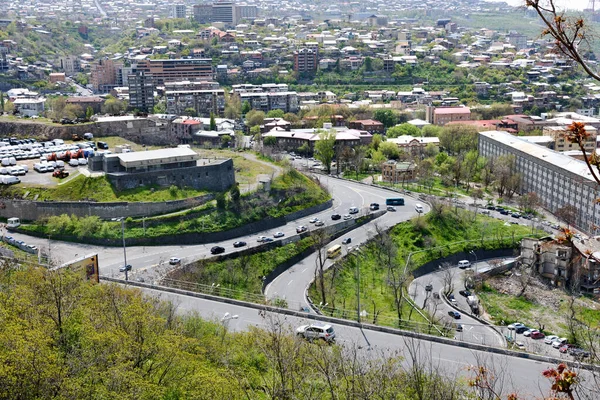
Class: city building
165,87,226,116
212,1,238,25
479,130,600,235
427,106,471,125
294,48,318,73
262,124,372,153
521,236,600,293
133,59,213,85
128,71,155,113
347,119,384,134
193,4,213,23
58,56,78,75
237,4,258,21
13,98,45,117
89,147,235,192
65,96,105,114
49,73,66,83
387,136,440,155
238,91,299,113
90,59,123,93
542,125,598,153
381,161,417,184
170,4,186,19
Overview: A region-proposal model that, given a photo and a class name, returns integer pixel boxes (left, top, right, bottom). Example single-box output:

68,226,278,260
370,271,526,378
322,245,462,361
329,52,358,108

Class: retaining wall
412,248,519,279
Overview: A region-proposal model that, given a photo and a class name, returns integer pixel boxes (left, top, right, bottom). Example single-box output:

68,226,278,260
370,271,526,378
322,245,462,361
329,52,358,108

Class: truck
467,295,480,315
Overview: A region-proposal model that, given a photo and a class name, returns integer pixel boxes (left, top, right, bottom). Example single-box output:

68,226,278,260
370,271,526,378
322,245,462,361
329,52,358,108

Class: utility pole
121,218,128,281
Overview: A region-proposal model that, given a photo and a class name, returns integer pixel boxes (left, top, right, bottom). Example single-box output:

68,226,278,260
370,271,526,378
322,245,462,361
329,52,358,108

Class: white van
6,217,20,229
415,204,424,213
53,139,65,146
458,260,471,269
349,206,359,214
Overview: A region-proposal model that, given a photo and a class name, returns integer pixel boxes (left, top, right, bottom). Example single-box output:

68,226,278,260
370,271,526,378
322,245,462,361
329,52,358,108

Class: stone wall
0,194,214,221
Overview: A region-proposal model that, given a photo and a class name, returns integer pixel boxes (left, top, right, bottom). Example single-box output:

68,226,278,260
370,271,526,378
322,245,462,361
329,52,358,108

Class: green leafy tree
263,136,277,146
266,109,285,118
245,109,265,127
85,106,94,120
314,129,337,174
298,142,311,156
0,91,4,112
241,100,251,115
379,141,400,160
210,112,217,130
421,125,442,137
364,56,373,72
371,134,384,151
373,109,398,128
438,125,479,155
101,96,126,115
185,107,198,117
370,150,387,170
220,134,232,147
386,123,420,138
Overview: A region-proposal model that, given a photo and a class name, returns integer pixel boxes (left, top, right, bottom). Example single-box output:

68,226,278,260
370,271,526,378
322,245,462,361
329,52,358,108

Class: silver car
296,323,336,343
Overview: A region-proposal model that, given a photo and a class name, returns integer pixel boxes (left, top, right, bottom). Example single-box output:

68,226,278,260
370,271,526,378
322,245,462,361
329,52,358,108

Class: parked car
523,329,533,337
315,220,324,227
331,213,341,220
349,207,359,214
169,257,181,265
515,325,530,334
448,311,461,319
559,344,576,353
296,323,336,343
342,237,352,245
210,246,225,255
458,260,471,269
516,341,526,350
500,209,510,215
447,294,457,303
486,205,495,210
508,322,526,331
544,335,559,345
119,264,132,272
511,212,521,218
569,348,590,358
459,290,471,297
296,225,308,233
233,241,247,248
552,338,568,348
273,232,285,238
456,324,463,332
530,330,545,339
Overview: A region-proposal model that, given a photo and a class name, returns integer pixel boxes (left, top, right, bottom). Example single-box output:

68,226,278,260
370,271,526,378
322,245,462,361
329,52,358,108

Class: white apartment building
479,130,600,235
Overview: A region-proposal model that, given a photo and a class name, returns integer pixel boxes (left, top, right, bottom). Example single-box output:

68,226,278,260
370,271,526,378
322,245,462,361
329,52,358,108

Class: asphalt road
136,285,597,398
265,177,428,310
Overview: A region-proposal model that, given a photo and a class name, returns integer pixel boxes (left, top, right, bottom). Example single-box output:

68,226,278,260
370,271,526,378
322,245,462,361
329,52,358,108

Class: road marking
301,268,307,273
287,280,294,286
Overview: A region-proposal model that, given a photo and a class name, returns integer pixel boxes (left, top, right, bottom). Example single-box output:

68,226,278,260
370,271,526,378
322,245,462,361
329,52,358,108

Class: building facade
294,48,318,73
381,161,417,183
133,59,213,85
543,125,598,153
90,59,123,93
479,130,600,235
128,71,155,113
239,91,299,113
166,89,225,116
170,4,186,19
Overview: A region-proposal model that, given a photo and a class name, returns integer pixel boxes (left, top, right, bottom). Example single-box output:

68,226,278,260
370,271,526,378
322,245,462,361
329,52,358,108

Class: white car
257,236,268,242
169,257,181,265
507,322,526,331
309,217,319,223
343,214,352,220
273,232,285,238
296,323,336,343
315,220,324,227
552,338,567,348
523,329,533,337
544,335,559,345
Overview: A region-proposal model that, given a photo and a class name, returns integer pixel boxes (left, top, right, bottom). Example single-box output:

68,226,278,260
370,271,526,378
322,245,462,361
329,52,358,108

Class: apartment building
294,48,318,73
90,59,123,93
381,161,417,184
170,4,186,19
166,89,226,117
426,106,471,126
128,71,155,113
58,56,79,75
239,91,299,113
193,2,257,25
479,130,600,235
542,125,598,153
134,59,213,85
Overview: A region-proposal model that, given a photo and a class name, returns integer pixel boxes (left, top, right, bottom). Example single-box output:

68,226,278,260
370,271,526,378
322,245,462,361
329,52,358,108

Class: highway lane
3,176,388,280
135,285,596,397
265,177,429,309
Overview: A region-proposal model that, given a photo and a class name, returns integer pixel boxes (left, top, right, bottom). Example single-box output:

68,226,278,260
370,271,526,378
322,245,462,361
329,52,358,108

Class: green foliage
263,136,277,146
241,100,251,115
209,112,217,130
314,129,336,174
266,109,285,118
85,106,93,120
245,109,265,127
378,141,400,160
386,123,421,138
373,109,398,128
184,107,198,117
438,124,479,155
220,134,232,147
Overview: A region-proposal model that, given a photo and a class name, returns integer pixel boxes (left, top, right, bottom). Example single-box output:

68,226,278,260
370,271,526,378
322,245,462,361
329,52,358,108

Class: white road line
287,280,294,286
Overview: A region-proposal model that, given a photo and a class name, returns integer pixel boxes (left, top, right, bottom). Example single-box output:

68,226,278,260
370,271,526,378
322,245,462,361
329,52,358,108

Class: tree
184,107,198,117
438,125,479,155
245,109,265,128
314,129,336,174
241,100,251,115
210,112,217,130
297,142,310,156
518,192,541,214
555,204,578,227
266,109,284,118
371,133,383,151
101,96,126,115
364,56,373,71
386,123,420,138
220,134,232,147
4,100,14,114
421,125,442,137
85,106,94,120
373,109,398,128
379,141,400,160
493,154,521,198
0,91,4,112
224,91,241,120
263,136,277,146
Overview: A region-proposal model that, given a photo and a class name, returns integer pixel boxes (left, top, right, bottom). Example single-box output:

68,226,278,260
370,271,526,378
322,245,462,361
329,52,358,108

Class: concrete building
58,56,79,75
134,59,213,85
239,91,299,113
479,130,600,235
212,2,238,25
49,73,66,83
262,125,372,153
387,136,440,156
13,98,45,117
90,59,123,93
427,106,471,125
521,236,600,293
542,125,598,153
0,46,8,72
193,4,213,23
381,161,417,184
128,71,155,113
237,4,258,21
294,48,318,73
170,4,186,19
165,88,226,116
89,147,235,192
347,119,384,134
65,96,105,114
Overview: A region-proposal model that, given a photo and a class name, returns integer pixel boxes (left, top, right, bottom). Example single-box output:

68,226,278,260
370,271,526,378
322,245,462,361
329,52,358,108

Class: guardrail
100,276,600,373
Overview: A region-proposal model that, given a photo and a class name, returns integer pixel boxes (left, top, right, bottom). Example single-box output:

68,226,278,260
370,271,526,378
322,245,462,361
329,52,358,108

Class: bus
386,197,405,206
327,244,342,259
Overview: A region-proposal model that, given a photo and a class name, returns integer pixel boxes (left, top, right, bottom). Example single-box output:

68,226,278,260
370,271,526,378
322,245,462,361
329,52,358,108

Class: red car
530,330,545,339
559,344,576,353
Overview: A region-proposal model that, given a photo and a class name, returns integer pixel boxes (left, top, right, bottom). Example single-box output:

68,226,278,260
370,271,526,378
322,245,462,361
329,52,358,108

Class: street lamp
115,217,129,281
469,250,478,275
220,312,239,343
